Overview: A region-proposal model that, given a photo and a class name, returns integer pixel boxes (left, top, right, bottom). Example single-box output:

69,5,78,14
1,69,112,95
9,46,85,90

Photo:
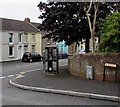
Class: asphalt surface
2,60,119,105
10,65,120,102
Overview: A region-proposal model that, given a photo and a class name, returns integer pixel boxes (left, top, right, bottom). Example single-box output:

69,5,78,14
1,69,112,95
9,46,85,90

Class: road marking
16,75,24,79
0,76,6,79
15,74,21,76
0,74,21,79
7,75,14,77
1,64,68,79
19,72,26,74
19,64,68,75
19,68,43,74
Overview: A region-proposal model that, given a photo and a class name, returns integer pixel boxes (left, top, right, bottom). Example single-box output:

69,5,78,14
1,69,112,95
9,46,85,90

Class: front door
17,46,22,59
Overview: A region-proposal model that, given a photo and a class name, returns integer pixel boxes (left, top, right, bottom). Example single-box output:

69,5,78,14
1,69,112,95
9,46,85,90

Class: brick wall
68,53,120,82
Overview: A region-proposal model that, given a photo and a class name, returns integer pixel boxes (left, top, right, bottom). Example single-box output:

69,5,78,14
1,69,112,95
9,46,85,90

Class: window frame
9,46,14,57
24,35,28,43
32,45,35,52
18,33,22,43
32,34,35,43
9,33,13,43
24,45,28,52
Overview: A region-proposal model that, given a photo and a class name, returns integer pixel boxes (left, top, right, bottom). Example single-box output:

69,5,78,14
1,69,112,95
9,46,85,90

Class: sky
0,0,46,23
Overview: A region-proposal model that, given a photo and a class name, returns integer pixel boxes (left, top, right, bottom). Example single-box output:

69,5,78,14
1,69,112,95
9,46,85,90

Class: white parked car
77,49,92,54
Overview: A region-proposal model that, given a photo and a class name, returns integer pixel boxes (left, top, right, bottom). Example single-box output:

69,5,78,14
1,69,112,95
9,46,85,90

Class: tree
98,12,120,52
38,2,91,52
38,2,119,52
84,1,99,52
84,1,120,52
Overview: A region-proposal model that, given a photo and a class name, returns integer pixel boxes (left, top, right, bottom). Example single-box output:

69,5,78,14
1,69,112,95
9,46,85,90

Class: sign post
103,62,117,82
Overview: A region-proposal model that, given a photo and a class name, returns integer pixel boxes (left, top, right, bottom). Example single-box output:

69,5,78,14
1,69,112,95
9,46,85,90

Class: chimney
24,18,30,22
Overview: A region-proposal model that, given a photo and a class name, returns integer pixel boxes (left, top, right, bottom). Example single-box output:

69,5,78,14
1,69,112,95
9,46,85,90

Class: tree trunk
85,37,89,53
91,30,95,52
84,2,99,53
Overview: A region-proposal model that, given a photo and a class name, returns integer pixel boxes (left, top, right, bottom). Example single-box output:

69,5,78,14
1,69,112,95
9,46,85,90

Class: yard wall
68,53,120,82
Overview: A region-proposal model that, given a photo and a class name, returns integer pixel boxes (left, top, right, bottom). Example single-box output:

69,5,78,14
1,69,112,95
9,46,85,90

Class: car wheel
38,58,41,61
29,59,32,62
22,59,24,62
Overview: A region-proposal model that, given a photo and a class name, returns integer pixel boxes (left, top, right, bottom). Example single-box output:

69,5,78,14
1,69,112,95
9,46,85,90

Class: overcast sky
0,0,46,23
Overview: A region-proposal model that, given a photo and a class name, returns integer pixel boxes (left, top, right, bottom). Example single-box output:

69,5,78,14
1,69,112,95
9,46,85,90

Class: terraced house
0,18,42,62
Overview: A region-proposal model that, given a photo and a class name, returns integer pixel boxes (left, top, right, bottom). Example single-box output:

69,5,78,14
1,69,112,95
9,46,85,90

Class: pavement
9,65,120,102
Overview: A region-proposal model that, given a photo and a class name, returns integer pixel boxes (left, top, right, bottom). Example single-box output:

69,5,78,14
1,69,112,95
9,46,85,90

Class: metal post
43,51,46,72
115,66,117,82
103,63,105,81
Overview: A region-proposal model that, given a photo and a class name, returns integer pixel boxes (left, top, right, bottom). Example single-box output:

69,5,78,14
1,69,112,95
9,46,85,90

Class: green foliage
98,12,120,52
38,2,119,46
38,2,119,48
38,2,90,46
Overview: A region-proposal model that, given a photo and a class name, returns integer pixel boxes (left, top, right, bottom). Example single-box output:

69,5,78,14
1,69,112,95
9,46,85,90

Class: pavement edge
9,79,120,102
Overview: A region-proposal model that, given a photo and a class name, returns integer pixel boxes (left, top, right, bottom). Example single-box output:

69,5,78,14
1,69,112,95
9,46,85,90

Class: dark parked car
58,52,69,59
22,52,43,62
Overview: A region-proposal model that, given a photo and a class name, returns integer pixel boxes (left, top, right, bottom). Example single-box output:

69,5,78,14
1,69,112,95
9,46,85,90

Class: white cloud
0,0,44,23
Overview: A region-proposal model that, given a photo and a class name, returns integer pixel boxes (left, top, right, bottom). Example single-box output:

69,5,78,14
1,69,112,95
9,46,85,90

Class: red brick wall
68,53,120,82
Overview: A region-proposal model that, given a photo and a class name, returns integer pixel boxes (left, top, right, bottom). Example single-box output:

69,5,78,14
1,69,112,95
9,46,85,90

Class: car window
34,52,40,56
89,49,92,52
31,53,35,56
24,52,29,55
34,53,37,56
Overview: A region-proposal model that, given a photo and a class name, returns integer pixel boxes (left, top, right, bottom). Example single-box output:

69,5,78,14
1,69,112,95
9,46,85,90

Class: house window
9,33,13,43
18,33,22,42
24,35,28,43
32,45,35,52
9,46,14,57
32,34,35,43
24,45,28,52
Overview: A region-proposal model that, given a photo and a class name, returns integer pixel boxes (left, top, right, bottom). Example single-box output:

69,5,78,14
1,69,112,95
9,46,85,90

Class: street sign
105,63,117,68
103,62,117,82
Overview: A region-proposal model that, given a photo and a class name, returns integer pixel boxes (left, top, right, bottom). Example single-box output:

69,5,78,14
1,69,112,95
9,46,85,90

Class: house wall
56,41,68,53
68,43,78,54
41,38,48,55
35,33,42,55
0,18,43,62
1,31,42,62
25,32,42,55
68,37,99,54
1,31,20,62
41,37,55,56
0,31,2,62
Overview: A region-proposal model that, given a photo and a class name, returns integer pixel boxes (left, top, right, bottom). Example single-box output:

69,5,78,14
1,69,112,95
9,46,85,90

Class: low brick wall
68,53,120,82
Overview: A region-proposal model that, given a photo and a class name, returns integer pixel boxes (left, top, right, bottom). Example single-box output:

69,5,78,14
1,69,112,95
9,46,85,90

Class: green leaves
38,2,90,46
38,2,119,48
98,12,120,52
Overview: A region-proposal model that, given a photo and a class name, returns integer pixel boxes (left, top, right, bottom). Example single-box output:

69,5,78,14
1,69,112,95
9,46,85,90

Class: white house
0,18,42,62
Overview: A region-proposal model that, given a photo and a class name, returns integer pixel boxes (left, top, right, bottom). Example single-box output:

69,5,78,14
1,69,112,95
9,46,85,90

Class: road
0,59,119,105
